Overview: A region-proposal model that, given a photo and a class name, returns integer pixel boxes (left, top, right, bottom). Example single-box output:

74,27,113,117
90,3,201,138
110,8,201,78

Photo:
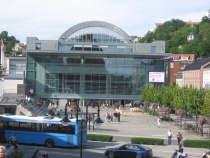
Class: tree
139,16,210,58
201,16,210,23
141,84,156,107
198,89,210,138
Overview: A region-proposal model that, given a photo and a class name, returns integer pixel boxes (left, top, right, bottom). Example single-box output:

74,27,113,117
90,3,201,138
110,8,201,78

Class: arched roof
58,21,131,43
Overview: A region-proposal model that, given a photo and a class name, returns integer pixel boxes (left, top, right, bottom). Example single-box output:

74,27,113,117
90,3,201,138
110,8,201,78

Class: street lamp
91,101,104,124
65,100,79,123
80,119,85,158
60,115,71,126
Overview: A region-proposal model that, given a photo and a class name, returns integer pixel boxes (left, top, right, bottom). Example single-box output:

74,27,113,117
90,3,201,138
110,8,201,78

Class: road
1,107,208,157
1,143,206,158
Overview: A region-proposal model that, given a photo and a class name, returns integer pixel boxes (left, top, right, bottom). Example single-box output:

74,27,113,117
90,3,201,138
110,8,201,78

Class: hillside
140,16,210,59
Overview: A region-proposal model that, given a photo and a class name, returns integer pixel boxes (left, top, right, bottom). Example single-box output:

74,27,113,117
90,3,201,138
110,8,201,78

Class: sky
0,0,210,43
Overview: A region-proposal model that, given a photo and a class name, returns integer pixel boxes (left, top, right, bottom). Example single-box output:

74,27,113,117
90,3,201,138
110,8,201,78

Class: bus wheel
45,139,54,148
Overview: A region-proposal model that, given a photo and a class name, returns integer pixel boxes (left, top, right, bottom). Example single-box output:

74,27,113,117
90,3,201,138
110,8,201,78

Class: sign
149,72,165,83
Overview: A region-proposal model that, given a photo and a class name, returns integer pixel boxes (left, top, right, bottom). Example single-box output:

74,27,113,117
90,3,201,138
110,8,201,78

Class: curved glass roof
67,27,126,43
59,21,132,44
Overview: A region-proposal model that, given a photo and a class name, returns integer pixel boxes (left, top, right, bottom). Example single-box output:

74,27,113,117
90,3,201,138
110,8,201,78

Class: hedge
87,134,113,142
131,137,164,145
183,139,210,148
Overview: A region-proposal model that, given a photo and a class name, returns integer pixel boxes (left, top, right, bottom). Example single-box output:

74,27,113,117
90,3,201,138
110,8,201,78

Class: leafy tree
140,16,210,58
0,31,18,56
201,89,210,135
141,84,158,107
161,84,178,107
201,16,210,23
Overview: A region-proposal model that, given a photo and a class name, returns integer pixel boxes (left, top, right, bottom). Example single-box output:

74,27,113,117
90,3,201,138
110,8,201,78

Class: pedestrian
36,100,42,107
117,112,121,122
167,129,173,145
177,131,183,146
113,112,117,122
157,117,161,127
178,144,184,153
0,146,5,158
109,113,113,121
105,112,110,124
28,96,31,103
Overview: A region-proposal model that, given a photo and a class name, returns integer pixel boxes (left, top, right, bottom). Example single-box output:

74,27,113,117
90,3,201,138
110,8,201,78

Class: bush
183,139,210,148
87,134,113,142
131,137,164,145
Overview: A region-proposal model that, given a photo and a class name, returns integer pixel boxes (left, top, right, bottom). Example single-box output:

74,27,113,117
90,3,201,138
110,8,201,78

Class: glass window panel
151,46,156,53
36,43,41,50
27,63,35,71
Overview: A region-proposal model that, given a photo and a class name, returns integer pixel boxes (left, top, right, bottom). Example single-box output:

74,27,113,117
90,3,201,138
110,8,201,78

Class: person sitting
178,144,183,153
36,101,42,107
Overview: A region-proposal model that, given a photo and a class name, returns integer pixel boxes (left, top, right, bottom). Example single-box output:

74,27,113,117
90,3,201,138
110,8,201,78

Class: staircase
16,100,48,116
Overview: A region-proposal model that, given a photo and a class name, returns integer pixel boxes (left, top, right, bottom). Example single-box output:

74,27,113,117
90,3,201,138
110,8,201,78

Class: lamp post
80,119,85,158
60,115,71,126
91,101,104,124
65,100,79,123
65,99,83,158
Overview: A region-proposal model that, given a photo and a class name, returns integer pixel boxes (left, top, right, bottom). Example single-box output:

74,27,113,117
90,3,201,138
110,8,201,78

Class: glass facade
26,54,164,99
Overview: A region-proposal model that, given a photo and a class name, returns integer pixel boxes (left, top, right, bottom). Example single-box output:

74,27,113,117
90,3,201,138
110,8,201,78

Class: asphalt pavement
83,107,209,157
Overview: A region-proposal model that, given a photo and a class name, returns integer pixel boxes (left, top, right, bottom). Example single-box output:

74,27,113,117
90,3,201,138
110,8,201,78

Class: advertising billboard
149,72,165,83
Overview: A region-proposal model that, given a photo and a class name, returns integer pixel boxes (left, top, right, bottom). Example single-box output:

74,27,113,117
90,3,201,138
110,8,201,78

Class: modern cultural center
25,21,170,107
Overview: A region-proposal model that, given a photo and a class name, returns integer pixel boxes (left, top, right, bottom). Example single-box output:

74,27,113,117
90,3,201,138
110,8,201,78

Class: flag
0,39,5,66
0,39,5,52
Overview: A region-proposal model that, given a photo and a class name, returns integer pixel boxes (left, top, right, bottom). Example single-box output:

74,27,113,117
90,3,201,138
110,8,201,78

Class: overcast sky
0,0,210,42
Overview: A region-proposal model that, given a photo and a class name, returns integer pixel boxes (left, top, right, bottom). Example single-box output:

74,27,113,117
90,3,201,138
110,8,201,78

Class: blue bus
0,115,87,147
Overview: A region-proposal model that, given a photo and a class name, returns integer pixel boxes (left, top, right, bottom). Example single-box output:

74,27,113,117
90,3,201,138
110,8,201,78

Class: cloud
0,0,209,42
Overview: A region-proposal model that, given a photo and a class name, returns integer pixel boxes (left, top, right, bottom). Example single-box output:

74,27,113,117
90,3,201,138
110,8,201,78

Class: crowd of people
105,111,121,124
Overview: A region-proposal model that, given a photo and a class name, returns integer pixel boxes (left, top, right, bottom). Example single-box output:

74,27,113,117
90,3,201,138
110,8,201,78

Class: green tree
141,84,156,106
201,89,210,136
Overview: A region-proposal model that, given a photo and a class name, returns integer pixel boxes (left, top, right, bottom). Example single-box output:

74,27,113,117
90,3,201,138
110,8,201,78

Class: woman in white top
167,129,173,145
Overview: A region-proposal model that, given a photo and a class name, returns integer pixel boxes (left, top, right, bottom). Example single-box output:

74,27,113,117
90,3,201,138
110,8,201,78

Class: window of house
151,46,156,53
181,57,188,60
36,43,41,50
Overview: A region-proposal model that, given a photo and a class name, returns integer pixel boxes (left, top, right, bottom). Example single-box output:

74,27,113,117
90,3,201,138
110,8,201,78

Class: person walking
167,129,173,145
0,146,5,158
157,117,161,128
113,112,117,122
105,112,110,124
177,131,183,146
117,112,121,122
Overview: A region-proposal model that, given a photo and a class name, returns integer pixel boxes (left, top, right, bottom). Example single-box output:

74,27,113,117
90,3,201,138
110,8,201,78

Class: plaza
85,107,208,158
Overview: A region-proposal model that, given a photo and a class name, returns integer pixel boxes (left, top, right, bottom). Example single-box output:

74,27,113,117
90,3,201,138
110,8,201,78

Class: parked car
104,143,153,158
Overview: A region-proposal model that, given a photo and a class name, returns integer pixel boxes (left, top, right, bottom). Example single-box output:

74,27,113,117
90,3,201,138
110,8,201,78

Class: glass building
25,21,170,107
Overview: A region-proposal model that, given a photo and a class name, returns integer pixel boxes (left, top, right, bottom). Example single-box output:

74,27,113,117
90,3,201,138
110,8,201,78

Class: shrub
131,137,164,145
87,134,113,142
183,139,210,148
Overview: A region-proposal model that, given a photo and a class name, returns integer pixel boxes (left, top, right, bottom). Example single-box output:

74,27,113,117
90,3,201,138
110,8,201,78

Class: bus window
8,121,19,130
19,122,32,131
